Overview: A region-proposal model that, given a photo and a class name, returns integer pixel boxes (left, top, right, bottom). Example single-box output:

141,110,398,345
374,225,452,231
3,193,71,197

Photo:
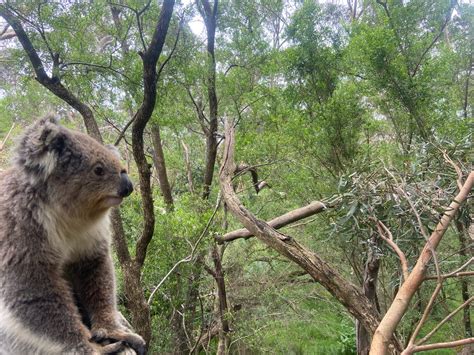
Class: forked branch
370,170,474,354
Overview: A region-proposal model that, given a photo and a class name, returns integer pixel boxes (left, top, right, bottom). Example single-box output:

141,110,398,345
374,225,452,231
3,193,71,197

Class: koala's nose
118,172,133,198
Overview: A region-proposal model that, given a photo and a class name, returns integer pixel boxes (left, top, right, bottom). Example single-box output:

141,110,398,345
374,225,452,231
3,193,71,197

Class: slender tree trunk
456,220,473,338
198,0,219,200
357,237,381,355
170,269,190,354
212,244,230,354
151,124,174,210
181,141,195,194
123,262,152,344
371,172,474,354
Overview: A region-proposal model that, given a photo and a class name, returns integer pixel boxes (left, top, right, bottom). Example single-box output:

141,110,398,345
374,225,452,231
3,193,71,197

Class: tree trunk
170,269,189,354
151,124,174,210
371,172,474,354
212,244,230,354
123,262,152,345
198,0,219,200
456,220,473,338
357,237,381,355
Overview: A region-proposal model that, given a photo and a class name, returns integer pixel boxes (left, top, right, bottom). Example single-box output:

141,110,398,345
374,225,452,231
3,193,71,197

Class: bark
357,237,381,355
219,120,400,350
132,0,175,268
211,244,230,354
456,220,473,338
218,201,327,243
151,124,174,210
127,1,174,343
181,141,195,194
123,261,152,346
170,270,189,355
197,0,219,200
370,171,474,354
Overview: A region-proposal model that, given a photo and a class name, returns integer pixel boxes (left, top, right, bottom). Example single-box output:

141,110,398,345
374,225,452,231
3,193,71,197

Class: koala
0,117,145,354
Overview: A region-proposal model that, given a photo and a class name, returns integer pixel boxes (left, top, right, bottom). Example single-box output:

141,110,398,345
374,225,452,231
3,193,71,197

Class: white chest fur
38,206,111,263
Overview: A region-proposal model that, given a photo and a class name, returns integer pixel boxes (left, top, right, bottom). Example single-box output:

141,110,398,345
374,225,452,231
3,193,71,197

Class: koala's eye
94,165,105,176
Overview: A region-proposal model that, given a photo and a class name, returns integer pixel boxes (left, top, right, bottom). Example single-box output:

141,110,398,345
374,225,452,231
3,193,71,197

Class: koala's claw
91,328,146,355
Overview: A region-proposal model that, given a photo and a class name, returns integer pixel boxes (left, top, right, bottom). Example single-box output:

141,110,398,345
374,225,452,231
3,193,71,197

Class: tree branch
408,338,474,353
217,201,327,243
0,4,101,140
370,170,474,353
371,218,409,281
411,0,457,77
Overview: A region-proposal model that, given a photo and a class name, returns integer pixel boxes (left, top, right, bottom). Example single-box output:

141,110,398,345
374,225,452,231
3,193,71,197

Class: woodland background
0,0,472,354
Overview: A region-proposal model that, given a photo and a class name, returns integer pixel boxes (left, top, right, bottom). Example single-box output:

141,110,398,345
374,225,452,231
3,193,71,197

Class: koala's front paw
90,340,129,354
91,328,146,355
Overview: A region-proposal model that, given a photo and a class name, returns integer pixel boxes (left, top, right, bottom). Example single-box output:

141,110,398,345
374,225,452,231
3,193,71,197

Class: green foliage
1,0,472,352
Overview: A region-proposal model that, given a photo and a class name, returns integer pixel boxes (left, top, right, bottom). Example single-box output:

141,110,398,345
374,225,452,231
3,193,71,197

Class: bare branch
424,257,473,280
406,283,443,350
411,0,457,77
114,115,137,146
371,218,409,281
442,150,464,190
217,201,327,243
408,338,474,353
417,296,474,346
371,171,474,353
109,0,151,51
157,17,183,80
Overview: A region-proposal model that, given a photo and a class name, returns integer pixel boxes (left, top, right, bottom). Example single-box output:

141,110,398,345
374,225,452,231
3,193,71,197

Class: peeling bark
357,236,381,355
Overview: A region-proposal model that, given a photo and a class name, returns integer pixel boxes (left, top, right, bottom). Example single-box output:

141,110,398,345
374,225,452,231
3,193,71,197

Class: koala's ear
105,144,121,159
14,116,68,180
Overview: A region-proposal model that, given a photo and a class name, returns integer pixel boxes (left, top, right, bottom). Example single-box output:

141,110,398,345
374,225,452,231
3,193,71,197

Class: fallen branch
217,201,327,243
219,119,401,351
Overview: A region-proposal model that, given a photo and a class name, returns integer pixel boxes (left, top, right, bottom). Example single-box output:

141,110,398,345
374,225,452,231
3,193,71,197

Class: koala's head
14,116,133,219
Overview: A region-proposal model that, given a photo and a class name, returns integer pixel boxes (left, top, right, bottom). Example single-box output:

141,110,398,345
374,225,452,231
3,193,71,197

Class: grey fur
0,118,145,354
